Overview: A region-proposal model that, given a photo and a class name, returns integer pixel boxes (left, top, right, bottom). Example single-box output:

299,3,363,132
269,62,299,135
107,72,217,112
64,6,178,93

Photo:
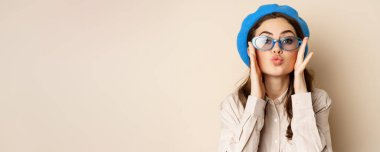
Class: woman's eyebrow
280,30,295,35
259,30,295,36
259,31,272,35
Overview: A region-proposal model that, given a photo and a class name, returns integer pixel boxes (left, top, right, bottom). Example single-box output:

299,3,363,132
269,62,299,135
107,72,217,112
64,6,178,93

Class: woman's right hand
247,42,266,100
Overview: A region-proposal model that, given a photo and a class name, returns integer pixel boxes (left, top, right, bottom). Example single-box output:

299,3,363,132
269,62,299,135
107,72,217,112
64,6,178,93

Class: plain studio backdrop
0,0,379,152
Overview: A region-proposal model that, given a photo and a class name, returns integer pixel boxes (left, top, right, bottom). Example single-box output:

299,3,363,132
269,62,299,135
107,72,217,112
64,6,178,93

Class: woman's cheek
256,53,267,67
258,55,272,72
287,53,298,68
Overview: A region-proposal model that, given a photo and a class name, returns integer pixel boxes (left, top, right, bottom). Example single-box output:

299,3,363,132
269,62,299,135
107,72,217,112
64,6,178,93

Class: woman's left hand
294,37,314,94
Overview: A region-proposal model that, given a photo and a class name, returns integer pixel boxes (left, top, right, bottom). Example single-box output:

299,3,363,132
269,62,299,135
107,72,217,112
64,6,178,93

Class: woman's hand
294,37,314,94
247,42,266,100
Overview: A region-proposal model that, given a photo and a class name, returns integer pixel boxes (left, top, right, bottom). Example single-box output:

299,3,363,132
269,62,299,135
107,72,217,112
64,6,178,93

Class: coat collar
265,88,289,105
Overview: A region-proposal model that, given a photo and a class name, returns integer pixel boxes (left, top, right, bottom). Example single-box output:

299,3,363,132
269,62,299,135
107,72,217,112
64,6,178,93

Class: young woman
218,4,333,152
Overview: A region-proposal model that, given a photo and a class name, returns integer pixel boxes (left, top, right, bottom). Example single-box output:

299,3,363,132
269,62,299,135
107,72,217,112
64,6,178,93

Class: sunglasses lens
281,36,300,50
253,36,273,50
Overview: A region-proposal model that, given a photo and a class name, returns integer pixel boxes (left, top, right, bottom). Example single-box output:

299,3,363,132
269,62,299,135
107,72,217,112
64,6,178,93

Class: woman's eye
283,38,293,44
265,39,271,44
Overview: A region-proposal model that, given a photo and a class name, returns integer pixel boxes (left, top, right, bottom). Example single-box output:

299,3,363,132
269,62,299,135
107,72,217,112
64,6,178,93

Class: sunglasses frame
251,35,303,51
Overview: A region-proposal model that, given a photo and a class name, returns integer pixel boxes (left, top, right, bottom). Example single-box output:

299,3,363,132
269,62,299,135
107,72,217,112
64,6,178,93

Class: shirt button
274,118,278,122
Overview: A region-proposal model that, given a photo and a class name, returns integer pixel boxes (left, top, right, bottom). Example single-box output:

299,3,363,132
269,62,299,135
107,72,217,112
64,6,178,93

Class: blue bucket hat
237,3,310,67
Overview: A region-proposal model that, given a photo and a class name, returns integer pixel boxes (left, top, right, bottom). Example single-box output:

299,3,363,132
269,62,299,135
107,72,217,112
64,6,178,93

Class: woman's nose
272,42,283,54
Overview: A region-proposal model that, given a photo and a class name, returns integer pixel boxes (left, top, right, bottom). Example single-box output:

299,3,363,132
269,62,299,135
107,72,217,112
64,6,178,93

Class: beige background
0,0,379,152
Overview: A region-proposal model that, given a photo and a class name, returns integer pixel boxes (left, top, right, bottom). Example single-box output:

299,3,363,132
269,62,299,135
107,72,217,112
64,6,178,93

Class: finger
296,37,309,64
247,42,256,67
248,41,256,57
248,42,259,68
300,51,314,70
248,42,261,75
254,57,261,76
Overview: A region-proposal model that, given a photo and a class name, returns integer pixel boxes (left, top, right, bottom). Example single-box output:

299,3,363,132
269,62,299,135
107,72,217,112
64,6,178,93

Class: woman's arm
218,94,267,152
288,91,333,152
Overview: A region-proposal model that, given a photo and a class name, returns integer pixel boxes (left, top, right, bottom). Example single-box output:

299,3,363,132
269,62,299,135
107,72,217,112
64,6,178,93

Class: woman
218,4,333,152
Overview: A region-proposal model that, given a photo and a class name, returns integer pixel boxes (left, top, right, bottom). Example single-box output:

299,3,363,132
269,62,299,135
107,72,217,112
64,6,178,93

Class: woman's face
251,17,299,77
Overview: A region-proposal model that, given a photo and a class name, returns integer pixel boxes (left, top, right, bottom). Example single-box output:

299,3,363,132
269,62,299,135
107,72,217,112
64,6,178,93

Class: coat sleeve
288,91,333,152
218,94,267,152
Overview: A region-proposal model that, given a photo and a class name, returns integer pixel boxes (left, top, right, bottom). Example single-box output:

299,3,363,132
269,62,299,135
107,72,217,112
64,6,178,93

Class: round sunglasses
251,35,303,51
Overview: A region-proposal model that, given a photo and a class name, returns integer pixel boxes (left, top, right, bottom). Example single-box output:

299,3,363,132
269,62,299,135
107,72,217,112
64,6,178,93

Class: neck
264,74,290,100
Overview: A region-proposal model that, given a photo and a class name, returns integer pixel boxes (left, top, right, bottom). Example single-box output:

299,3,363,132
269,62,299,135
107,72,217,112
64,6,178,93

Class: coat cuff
244,95,267,118
291,92,314,118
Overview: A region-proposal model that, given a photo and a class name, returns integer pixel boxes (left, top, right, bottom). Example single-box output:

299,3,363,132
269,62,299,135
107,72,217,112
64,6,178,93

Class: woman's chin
262,70,291,77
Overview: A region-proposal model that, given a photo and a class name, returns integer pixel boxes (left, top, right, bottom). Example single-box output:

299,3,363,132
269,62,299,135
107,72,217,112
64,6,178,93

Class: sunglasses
251,35,303,51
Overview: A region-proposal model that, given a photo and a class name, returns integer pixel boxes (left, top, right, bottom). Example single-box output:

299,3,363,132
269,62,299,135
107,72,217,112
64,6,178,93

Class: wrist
294,71,304,79
250,93,263,100
294,73,307,93
294,87,307,94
